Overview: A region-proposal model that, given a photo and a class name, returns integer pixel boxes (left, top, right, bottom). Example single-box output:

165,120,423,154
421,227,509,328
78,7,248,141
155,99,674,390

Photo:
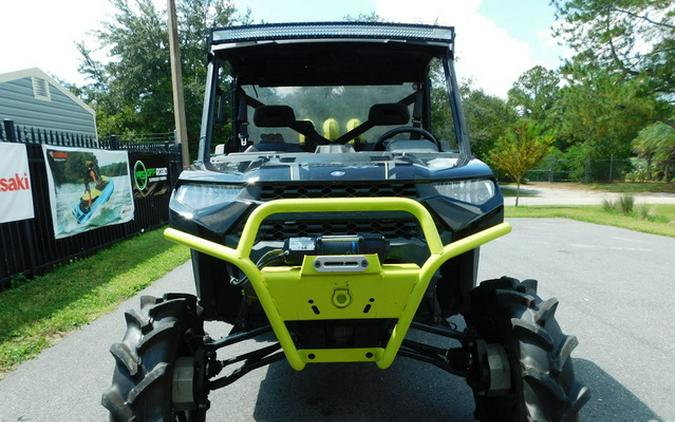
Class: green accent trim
164,197,511,370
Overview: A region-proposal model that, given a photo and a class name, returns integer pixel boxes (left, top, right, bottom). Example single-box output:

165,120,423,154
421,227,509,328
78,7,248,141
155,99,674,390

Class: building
0,67,97,138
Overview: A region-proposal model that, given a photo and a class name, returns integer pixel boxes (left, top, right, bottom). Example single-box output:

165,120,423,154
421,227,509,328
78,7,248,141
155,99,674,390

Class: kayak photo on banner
42,145,135,239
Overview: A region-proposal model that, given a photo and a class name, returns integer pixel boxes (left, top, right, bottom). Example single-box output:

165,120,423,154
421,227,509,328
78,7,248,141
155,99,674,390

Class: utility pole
167,0,190,168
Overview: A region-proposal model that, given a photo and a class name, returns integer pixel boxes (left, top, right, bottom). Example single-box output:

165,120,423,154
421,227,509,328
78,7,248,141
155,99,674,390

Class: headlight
171,183,243,210
433,179,496,205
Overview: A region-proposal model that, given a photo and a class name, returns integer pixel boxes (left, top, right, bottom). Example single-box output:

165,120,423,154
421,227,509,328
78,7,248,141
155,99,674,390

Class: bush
618,193,634,215
602,198,616,212
637,205,655,221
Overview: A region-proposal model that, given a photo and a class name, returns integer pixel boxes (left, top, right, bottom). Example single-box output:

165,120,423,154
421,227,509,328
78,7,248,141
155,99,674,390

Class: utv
102,22,589,421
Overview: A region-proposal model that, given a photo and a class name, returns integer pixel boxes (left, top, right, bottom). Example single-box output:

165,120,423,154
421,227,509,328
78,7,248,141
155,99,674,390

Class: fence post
3,119,16,142
110,134,119,150
609,154,614,182
548,158,554,183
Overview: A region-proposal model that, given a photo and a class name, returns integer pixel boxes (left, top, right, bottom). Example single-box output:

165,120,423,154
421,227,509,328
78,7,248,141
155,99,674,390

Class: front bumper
164,197,510,371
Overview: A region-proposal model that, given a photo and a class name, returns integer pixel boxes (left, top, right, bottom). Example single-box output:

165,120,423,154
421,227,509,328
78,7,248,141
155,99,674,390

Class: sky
0,0,569,98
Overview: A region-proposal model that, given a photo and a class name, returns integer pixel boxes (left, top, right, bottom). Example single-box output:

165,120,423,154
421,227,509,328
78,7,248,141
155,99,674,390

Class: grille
259,183,417,200
256,218,422,241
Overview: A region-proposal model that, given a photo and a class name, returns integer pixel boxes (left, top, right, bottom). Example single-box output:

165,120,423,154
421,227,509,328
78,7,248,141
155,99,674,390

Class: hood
181,153,494,184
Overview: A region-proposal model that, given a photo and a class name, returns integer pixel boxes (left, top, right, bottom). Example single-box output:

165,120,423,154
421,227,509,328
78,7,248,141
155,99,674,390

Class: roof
0,67,95,117
211,22,455,52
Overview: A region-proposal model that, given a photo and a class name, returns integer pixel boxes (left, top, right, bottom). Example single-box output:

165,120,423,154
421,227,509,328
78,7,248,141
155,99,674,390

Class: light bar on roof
211,22,454,46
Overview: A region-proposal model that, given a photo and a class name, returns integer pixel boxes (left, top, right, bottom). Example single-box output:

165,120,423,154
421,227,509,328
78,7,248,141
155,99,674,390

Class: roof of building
0,67,95,116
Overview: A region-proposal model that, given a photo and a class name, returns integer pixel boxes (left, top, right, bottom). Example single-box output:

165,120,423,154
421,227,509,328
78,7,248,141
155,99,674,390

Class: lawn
506,204,675,237
0,229,189,376
589,182,675,194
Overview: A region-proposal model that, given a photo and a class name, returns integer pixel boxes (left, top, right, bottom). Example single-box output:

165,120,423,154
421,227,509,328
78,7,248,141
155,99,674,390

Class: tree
507,66,561,125
489,120,553,205
553,0,675,127
77,0,245,144
555,62,660,158
462,83,517,159
632,121,675,180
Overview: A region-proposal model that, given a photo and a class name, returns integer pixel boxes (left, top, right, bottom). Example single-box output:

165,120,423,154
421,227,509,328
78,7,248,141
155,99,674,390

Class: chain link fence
526,156,675,183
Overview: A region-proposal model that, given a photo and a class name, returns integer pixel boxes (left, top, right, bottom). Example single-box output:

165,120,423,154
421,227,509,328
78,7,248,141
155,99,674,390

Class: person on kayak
83,160,103,209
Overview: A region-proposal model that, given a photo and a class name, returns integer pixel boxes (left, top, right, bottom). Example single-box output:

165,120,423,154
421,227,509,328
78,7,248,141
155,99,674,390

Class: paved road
502,183,675,206
1,219,674,421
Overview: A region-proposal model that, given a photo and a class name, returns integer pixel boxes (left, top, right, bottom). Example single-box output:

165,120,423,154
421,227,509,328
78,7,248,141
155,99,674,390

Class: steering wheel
372,126,441,151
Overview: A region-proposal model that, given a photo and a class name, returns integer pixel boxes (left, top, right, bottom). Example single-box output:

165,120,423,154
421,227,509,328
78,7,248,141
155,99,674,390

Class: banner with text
132,153,171,198
0,142,35,223
42,145,135,239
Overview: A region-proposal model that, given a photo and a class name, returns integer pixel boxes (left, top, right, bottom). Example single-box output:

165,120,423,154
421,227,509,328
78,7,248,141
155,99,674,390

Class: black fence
0,120,182,289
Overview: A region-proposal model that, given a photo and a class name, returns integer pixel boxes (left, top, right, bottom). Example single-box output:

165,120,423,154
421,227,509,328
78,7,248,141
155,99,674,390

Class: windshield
243,84,417,146
207,56,462,157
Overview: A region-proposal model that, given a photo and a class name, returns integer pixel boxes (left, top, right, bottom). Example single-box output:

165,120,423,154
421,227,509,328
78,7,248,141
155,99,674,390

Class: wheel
465,277,590,422
101,294,207,422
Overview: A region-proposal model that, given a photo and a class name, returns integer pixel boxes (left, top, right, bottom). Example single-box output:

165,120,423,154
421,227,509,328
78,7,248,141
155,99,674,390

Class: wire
228,249,288,287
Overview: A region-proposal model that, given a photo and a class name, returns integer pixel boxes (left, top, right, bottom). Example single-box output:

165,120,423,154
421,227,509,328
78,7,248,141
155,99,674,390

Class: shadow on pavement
252,357,474,422
250,357,663,422
575,358,664,422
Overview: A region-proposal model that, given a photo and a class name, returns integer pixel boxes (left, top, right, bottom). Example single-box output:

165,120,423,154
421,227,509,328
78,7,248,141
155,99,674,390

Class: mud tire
101,294,206,422
465,277,590,422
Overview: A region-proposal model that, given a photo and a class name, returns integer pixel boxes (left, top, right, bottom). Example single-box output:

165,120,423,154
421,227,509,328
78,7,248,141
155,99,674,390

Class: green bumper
164,197,511,371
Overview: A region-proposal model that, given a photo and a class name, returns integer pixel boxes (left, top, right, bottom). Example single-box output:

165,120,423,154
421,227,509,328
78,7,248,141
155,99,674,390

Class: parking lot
0,218,673,421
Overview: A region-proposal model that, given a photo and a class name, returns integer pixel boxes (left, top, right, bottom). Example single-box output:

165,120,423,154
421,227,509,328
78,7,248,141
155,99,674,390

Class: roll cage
197,22,472,162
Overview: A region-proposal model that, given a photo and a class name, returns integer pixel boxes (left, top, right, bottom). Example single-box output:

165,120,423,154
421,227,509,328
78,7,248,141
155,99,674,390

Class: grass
589,182,675,194
0,228,189,376
505,204,675,237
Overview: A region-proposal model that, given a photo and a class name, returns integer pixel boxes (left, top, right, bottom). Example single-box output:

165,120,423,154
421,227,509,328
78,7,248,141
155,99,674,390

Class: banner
0,143,34,223
42,145,135,239
131,153,170,198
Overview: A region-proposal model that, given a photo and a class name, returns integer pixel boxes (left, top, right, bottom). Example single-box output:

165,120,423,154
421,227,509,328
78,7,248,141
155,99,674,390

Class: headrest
368,103,410,126
253,105,296,127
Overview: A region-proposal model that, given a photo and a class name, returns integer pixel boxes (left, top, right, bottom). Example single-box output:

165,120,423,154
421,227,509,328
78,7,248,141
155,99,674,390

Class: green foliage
489,119,554,182
48,152,98,185
77,0,246,144
602,193,636,215
602,198,617,212
632,121,675,181
636,204,661,221
100,162,130,177
507,65,561,125
489,120,553,205
556,64,659,157
462,82,517,159
618,193,635,214
553,0,675,102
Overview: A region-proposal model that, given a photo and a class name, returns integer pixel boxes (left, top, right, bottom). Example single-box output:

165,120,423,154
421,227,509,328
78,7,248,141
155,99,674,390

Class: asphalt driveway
0,218,673,421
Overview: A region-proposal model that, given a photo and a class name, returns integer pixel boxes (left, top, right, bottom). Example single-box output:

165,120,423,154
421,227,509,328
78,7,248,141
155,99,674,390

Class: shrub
637,205,654,221
618,193,634,215
602,198,616,212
